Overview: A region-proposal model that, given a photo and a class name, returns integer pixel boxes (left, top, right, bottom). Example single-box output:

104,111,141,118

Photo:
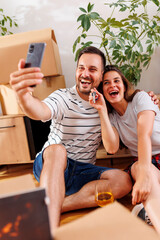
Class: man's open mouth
80,79,92,85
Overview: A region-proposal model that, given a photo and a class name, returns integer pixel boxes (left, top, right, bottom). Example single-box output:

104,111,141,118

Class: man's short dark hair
77,46,106,71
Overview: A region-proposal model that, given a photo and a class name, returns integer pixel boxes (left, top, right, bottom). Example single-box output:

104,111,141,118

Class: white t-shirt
41,85,101,164
109,91,160,157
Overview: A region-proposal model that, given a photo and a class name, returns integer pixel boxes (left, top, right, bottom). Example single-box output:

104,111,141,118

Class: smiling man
76,51,104,99
9,46,137,236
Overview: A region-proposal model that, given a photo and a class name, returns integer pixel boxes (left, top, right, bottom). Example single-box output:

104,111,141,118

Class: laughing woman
89,65,160,234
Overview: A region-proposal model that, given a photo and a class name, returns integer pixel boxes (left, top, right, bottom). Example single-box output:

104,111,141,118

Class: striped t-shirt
41,85,101,164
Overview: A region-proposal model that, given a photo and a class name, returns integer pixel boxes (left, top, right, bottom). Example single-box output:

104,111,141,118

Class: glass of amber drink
95,180,114,207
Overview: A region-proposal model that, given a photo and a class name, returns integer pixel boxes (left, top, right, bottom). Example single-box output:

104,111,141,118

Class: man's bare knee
43,144,67,168
101,169,132,198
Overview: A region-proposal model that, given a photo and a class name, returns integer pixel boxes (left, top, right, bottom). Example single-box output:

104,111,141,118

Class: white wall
1,0,160,93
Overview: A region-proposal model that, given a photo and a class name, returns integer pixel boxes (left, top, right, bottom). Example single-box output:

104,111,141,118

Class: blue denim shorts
33,151,112,196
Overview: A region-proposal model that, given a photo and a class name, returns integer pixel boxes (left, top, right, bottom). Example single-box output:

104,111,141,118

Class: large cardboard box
0,28,63,84
55,201,160,240
33,75,66,100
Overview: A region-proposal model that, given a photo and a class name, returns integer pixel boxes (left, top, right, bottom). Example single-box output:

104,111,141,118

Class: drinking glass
95,180,114,207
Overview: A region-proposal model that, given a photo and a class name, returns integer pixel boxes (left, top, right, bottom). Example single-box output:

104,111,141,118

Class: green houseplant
73,0,160,85
0,8,18,36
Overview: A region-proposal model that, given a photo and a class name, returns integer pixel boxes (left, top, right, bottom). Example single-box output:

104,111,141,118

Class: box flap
0,28,56,47
54,201,160,240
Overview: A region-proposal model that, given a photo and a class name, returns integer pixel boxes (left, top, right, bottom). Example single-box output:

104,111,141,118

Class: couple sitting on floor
10,46,160,237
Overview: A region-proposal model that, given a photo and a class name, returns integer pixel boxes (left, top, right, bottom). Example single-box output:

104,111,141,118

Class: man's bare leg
62,169,132,213
39,144,67,235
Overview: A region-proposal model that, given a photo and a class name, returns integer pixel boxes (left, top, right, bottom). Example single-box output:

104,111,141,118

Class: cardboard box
0,174,36,196
0,28,63,84
0,75,65,114
55,201,160,240
33,75,66,100
0,84,24,115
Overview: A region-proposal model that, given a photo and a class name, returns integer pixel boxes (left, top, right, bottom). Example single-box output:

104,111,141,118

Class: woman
89,65,160,233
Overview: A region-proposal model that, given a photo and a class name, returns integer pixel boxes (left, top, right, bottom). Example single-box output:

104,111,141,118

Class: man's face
76,53,103,100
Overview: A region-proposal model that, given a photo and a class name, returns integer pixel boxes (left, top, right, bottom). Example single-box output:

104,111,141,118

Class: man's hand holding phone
10,42,46,98
9,42,52,121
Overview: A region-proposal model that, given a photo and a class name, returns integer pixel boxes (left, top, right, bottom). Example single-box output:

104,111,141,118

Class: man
10,46,158,235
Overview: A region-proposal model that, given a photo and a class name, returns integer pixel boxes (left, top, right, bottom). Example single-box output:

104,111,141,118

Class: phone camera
29,44,34,53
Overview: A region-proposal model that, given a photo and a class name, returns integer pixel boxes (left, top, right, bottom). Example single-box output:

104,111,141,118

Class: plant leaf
82,15,91,31
73,36,81,53
109,39,116,48
119,6,127,12
151,0,159,6
87,2,94,12
79,7,87,13
147,43,152,52
103,39,108,46
143,60,150,67
89,12,100,20
77,14,86,22
146,39,152,44
142,0,147,7
137,40,143,52
81,33,87,38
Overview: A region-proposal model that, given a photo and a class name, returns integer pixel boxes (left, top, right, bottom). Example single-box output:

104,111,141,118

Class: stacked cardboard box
0,28,66,164
0,28,66,114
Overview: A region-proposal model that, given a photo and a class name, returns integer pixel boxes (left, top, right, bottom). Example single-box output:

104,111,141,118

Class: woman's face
103,71,125,104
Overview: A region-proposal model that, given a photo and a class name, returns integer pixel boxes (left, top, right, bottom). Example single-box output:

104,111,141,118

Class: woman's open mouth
109,90,119,97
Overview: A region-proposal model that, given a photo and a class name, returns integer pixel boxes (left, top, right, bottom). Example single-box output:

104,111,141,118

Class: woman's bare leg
131,162,160,234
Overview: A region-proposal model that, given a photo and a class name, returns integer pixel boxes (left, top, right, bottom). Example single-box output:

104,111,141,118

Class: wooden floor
0,154,134,226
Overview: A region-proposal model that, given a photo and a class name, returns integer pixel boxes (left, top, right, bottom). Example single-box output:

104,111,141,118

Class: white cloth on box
109,91,160,157
41,85,101,164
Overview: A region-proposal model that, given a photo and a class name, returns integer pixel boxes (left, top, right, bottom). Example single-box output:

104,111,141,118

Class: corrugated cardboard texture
54,201,160,240
0,28,62,84
33,75,66,100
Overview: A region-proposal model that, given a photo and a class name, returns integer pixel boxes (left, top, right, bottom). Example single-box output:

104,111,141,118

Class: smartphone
25,42,46,68
24,42,46,87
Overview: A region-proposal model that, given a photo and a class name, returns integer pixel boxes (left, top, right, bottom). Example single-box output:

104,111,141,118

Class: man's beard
77,77,92,95
76,83,91,96
77,85,91,96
